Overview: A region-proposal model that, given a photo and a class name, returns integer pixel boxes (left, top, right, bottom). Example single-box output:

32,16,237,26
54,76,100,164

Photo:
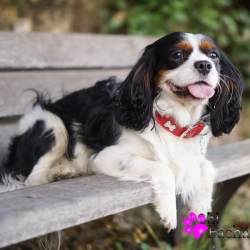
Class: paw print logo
183,212,208,239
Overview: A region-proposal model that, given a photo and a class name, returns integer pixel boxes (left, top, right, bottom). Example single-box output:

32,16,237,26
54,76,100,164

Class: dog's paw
188,198,212,216
161,213,177,232
155,201,177,231
48,164,77,182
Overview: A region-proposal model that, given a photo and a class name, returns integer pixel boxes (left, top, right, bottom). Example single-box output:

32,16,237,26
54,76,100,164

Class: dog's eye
209,52,218,60
172,51,183,60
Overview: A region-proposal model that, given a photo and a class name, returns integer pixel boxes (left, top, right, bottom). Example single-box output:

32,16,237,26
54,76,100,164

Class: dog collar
155,111,205,138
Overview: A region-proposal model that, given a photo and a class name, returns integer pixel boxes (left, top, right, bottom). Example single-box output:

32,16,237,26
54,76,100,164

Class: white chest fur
139,122,211,202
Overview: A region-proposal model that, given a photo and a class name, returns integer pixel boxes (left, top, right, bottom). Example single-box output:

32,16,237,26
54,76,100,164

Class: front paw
188,198,212,216
48,164,77,182
155,199,177,231
161,212,177,232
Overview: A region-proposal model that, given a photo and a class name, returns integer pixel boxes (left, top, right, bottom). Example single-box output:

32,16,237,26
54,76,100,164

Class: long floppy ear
113,47,156,131
209,52,244,136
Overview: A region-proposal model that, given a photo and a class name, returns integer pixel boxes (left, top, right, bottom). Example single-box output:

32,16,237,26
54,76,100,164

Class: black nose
194,61,212,75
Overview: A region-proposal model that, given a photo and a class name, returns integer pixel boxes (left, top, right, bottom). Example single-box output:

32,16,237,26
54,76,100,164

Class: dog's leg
48,142,94,181
24,108,69,187
89,146,177,230
186,159,215,215
1,107,69,192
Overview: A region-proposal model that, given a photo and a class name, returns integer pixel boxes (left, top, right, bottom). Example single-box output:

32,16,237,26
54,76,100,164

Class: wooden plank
0,69,129,118
0,32,157,69
0,122,17,165
0,139,249,247
0,175,154,248
207,139,250,182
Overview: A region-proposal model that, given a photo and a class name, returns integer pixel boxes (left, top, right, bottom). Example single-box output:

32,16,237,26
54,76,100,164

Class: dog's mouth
167,81,215,100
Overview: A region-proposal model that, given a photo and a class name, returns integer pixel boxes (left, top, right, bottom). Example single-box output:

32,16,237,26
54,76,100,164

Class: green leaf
140,242,151,250
115,241,124,250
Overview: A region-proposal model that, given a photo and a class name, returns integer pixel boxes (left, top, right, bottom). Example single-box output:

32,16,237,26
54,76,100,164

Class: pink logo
183,212,208,239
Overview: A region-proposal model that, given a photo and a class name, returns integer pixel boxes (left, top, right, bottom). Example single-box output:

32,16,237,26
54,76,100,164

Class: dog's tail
0,173,26,193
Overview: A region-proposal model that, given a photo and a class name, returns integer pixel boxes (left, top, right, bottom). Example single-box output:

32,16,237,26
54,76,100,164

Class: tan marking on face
154,69,168,84
176,41,192,51
200,40,214,51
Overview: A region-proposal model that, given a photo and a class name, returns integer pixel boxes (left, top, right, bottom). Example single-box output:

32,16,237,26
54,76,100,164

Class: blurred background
0,0,250,249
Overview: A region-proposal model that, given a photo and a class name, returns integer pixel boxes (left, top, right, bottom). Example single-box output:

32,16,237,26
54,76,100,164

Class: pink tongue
187,83,215,99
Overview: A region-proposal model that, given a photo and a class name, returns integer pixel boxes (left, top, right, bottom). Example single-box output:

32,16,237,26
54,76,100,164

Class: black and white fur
0,32,243,230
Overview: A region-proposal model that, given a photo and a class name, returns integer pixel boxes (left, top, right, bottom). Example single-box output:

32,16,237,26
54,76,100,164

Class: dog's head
113,32,244,136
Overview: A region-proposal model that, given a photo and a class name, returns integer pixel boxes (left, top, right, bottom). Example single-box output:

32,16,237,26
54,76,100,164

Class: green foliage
140,242,152,250
104,0,250,87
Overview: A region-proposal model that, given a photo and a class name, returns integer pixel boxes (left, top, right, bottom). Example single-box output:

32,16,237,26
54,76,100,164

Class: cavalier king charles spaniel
0,32,243,230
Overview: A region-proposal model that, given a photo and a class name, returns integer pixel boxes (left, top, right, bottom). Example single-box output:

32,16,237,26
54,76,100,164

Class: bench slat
0,32,157,69
0,69,129,118
207,139,250,183
0,175,153,248
0,139,249,248
0,122,17,164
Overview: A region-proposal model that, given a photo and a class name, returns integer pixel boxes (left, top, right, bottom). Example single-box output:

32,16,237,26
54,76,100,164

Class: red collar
155,111,205,138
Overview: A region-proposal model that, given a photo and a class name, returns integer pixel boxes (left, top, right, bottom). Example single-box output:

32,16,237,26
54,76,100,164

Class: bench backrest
0,32,157,164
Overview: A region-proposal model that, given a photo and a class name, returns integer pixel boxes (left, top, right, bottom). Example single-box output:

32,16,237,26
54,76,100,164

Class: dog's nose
194,61,212,75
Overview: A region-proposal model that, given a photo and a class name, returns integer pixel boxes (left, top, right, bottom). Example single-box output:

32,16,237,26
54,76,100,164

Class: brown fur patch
176,41,192,51
133,64,144,82
154,69,168,84
132,64,151,93
200,40,214,51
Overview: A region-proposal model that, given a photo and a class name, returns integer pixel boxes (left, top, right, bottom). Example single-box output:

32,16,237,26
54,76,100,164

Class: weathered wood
0,121,18,165
0,32,157,69
0,69,129,118
0,139,249,248
207,139,250,182
0,175,154,248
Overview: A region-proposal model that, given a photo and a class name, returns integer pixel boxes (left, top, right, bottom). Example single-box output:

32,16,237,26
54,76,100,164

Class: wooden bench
0,32,249,248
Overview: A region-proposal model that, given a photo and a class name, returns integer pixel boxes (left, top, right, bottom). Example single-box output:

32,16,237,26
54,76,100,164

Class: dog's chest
164,135,204,192
142,125,210,194
155,131,202,167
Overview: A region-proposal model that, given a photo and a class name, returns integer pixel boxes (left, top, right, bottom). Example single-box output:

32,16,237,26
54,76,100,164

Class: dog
0,32,243,230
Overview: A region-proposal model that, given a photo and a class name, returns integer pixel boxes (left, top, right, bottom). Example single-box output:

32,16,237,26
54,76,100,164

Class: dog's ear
113,47,156,130
209,52,244,136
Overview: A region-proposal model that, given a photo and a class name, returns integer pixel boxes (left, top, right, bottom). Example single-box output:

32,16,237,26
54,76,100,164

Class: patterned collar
155,111,206,138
